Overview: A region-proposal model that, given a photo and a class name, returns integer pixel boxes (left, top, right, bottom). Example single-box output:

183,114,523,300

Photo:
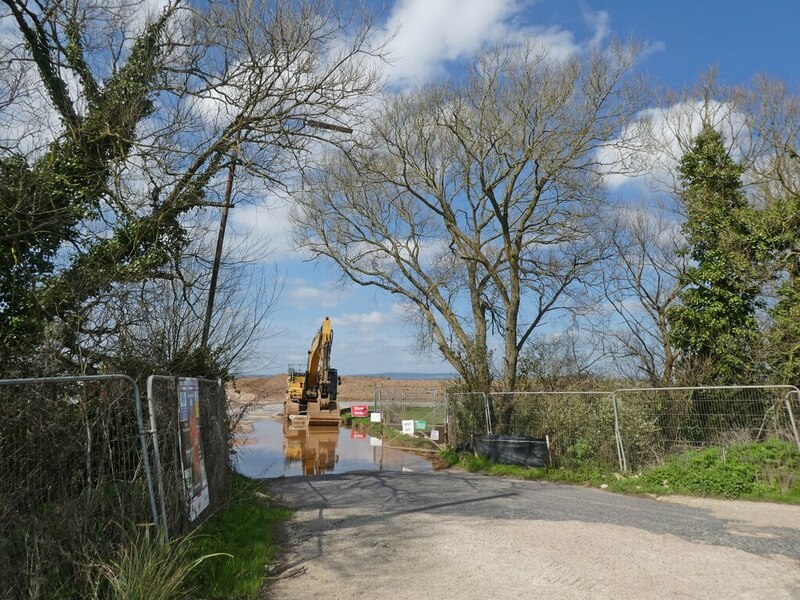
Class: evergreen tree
668,126,763,384
762,191,800,383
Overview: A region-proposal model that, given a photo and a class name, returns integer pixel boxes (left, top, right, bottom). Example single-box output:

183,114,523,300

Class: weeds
615,439,800,501
90,527,226,600
450,439,800,504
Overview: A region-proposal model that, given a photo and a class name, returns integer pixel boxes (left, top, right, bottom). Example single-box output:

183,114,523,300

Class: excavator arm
304,317,333,400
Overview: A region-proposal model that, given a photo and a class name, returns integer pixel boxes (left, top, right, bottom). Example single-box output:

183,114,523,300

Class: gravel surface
264,470,800,599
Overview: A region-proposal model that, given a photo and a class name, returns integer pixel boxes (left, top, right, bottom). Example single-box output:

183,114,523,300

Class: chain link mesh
147,377,230,536
487,392,618,468
614,386,800,470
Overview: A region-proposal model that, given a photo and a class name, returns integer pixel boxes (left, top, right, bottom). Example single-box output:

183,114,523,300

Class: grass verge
447,438,800,504
189,473,292,599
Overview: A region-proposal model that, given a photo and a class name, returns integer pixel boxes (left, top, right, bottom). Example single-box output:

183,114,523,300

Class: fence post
0,375,161,532
484,392,492,435
611,391,627,472
785,391,800,454
146,375,170,540
444,391,450,445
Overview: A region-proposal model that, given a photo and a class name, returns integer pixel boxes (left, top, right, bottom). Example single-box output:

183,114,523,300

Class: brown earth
228,375,450,408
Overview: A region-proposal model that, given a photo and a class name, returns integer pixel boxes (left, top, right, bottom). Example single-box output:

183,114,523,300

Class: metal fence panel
614,386,800,471
487,392,619,468
446,392,489,445
0,375,157,598
376,387,447,451
146,376,229,538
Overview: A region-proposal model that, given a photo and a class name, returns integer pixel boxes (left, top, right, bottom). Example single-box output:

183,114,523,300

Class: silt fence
487,392,620,469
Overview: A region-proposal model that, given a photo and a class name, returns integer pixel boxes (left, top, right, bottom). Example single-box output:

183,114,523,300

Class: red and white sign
351,404,369,418
350,430,368,440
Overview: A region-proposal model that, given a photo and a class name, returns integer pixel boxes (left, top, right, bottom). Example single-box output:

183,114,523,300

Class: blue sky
233,0,799,376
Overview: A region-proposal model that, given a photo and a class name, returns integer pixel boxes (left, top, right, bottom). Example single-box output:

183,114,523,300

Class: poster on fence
178,377,209,520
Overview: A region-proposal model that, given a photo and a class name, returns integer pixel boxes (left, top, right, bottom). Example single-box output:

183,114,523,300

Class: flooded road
235,418,433,478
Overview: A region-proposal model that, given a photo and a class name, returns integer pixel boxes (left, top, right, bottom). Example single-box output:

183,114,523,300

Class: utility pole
201,150,236,350
201,119,352,351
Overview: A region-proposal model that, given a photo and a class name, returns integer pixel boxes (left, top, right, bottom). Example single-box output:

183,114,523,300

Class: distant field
229,374,453,406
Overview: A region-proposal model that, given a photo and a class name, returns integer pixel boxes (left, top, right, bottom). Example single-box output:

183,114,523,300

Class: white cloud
227,197,298,261
597,100,751,193
379,0,618,88
289,286,337,308
383,0,520,85
286,278,349,310
335,311,387,327
581,6,611,48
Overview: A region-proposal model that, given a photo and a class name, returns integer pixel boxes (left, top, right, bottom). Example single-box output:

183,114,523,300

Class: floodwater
235,418,433,478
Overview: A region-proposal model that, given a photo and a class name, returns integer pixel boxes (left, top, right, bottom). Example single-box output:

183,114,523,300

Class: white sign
370,411,381,423
369,436,382,447
401,419,415,435
430,429,440,441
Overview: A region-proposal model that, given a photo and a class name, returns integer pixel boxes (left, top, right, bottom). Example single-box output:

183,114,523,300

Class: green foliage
767,278,800,382
189,474,292,600
761,191,800,383
438,447,460,467
668,126,764,384
0,8,189,375
449,439,800,504
619,439,800,501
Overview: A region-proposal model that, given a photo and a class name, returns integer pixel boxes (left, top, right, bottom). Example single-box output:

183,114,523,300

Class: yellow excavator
285,316,340,425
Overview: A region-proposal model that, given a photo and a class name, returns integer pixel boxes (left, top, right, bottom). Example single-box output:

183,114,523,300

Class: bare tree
293,41,646,391
597,204,688,385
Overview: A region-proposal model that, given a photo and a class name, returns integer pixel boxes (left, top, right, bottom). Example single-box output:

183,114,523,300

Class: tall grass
90,528,229,600
188,474,292,599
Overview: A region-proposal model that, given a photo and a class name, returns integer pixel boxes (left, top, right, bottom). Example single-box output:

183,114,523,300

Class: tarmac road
264,470,800,599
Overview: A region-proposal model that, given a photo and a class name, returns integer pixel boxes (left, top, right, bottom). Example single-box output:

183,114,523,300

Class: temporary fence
613,386,800,471
486,392,619,469
0,373,230,598
146,376,229,539
375,387,448,451
446,392,489,445
445,385,800,472
0,375,156,598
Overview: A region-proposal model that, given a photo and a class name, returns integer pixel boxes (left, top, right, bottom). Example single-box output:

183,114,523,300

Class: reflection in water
236,418,433,478
283,420,339,475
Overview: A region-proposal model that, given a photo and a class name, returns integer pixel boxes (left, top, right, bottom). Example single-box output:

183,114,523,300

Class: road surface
264,470,800,599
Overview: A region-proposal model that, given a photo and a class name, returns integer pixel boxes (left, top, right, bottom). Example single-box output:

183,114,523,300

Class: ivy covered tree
668,125,765,384
0,0,382,377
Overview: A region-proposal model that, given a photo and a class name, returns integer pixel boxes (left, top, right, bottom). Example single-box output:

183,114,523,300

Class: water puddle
235,418,433,478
